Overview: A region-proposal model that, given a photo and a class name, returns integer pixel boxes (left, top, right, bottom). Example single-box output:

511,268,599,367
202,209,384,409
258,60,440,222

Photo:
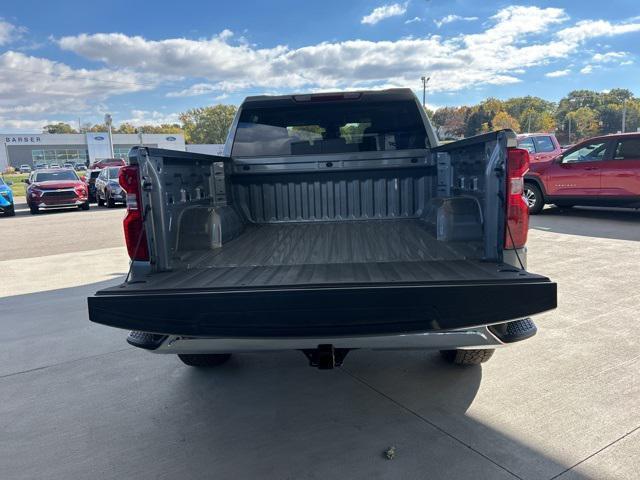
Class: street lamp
421,76,430,109
104,113,114,158
622,99,627,133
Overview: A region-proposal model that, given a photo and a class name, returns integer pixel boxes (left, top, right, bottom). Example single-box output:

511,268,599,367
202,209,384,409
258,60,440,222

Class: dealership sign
5,136,42,143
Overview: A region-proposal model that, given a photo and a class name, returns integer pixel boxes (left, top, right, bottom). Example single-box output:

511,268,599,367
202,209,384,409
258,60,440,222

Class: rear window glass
533,136,555,153
34,170,78,182
232,100,427,157
517,137,535,153
614,138,640,159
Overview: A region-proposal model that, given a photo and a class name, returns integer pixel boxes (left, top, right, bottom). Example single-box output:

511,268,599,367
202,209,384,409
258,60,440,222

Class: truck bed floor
112,219,539,292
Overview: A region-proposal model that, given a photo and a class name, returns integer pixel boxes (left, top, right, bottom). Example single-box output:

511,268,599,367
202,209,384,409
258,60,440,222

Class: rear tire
524,183,544,215
440,349,495,366
29,204,39,215
178,353,232,367
97,194,105,206
106,192,115,208
5,204,15,216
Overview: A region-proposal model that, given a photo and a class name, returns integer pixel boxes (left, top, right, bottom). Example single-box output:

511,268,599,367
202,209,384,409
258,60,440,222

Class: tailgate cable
125,204,151,283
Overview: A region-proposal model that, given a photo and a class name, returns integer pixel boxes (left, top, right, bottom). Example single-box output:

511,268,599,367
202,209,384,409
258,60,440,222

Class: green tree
115,123,138,134
179,105,238,144
42,122,77,134
567,107,600,141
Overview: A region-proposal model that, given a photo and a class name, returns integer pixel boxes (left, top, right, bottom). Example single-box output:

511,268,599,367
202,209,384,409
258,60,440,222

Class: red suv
516,133,562,163
89,158,126,170
524,133,640,214
25,168,90,214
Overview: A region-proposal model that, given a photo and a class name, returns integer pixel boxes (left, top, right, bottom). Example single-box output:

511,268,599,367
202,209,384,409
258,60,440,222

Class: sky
1,0,639,132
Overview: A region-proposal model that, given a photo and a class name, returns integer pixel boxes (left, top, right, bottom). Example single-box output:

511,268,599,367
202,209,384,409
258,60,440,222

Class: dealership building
0,132,187,171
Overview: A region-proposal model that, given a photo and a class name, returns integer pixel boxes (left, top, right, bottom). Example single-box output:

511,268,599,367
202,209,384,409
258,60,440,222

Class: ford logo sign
166,136,176,141
94,136,105,140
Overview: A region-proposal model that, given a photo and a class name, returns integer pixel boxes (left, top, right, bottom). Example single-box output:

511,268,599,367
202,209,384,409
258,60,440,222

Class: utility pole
622,99,627,133
527,112,532,133
420,76,430,109
567,116,572,144
104,113,114,158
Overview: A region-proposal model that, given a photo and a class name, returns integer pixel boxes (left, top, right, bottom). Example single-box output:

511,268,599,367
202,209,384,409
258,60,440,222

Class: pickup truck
516,133,562,163
524,132,640,214
88,89,556,369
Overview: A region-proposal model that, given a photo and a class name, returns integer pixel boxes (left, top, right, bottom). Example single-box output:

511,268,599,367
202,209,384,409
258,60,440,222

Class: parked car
75,164,87,172
524,132,640,214
63,162,74,169
25,168,89,214
49,163,60,168
516,133,562,163
19,164,32,173
89,88,557,370
90,158,126,170
0,176,15,216
95,166,125,207
85,169,101,202
34,163,47,170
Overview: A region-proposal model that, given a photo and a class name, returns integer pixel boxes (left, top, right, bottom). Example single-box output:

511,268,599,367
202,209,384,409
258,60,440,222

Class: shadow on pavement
531,205,640,241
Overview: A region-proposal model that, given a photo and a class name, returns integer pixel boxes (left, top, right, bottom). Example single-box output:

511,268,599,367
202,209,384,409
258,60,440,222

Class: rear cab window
232,98,427,157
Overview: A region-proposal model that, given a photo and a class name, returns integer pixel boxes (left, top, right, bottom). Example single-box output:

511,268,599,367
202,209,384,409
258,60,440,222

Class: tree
491,111,520,132
43,122,77,134
567,107,600,141
115,123,137,134
179,105,238,144
432,106,469,138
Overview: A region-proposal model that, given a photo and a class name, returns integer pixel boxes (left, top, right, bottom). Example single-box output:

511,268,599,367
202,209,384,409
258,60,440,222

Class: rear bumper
149,326,507,354
88,280,557,337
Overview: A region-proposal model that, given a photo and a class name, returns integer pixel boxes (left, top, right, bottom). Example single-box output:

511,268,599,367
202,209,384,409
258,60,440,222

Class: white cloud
434,14,479,28
55,6,640,99
591,51,628,62
0,51,157,129
580,65,594,74
121,109,180,126
557,20,640,43
405,17,422,25
361,3,408,25
545,69,571,77
0,19,25,45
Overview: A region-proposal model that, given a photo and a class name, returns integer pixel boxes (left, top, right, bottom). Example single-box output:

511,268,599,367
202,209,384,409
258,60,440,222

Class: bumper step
489,318,537,343
126,331,168,350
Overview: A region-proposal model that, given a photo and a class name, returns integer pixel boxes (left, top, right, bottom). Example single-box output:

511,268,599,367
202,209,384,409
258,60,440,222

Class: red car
89,158,126,170
516,133,563,163
524,133,640,214
25,168,90,214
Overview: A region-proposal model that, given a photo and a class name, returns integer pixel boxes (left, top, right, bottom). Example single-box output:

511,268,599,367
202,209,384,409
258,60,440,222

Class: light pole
566,115,572,144
104,113,114,158
421,76,430,109
622,99,627,133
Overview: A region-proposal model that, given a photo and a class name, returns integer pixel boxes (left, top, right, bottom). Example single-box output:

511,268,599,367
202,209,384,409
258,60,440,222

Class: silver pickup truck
88,88,556,369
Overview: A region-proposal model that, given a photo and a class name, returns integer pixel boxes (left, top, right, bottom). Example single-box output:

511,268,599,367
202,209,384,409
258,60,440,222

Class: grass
1,173,29,197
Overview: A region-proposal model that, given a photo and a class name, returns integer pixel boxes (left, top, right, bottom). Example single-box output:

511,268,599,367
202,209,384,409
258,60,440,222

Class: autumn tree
179,105,238,144
491,111,520,132
43,123,77,134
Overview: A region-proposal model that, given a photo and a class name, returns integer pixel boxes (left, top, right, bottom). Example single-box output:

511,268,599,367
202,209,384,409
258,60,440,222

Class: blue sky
1,0,639,132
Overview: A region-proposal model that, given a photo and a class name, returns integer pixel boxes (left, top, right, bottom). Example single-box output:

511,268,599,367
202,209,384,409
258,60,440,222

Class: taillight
504,148,529,250
119,166,149,261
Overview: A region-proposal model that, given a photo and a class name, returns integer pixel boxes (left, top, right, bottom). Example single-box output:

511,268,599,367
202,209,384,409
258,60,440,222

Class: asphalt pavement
1,204,639,479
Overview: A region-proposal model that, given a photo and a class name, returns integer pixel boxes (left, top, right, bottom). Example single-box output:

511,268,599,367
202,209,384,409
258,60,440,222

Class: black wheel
97,193,105,206
440,349,495,366
80,201,90,210
29,204,39,215
178,353,232,367
106,191,115,208
524,183,544,214
5,204,15,216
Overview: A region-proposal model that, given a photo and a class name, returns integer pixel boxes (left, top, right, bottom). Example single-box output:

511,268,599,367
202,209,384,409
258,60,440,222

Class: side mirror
6,181,13,186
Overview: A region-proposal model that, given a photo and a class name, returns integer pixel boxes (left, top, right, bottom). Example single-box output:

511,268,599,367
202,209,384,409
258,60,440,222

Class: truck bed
110,219,517,291
90,218,556,337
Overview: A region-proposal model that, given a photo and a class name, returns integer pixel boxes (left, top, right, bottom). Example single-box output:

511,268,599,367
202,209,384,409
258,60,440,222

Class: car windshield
34,170,78,182
108,167,121,178
232,99,427,157
90,171,101,179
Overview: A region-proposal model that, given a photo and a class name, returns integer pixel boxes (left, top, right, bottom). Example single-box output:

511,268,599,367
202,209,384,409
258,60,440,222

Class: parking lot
1,202,639,480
